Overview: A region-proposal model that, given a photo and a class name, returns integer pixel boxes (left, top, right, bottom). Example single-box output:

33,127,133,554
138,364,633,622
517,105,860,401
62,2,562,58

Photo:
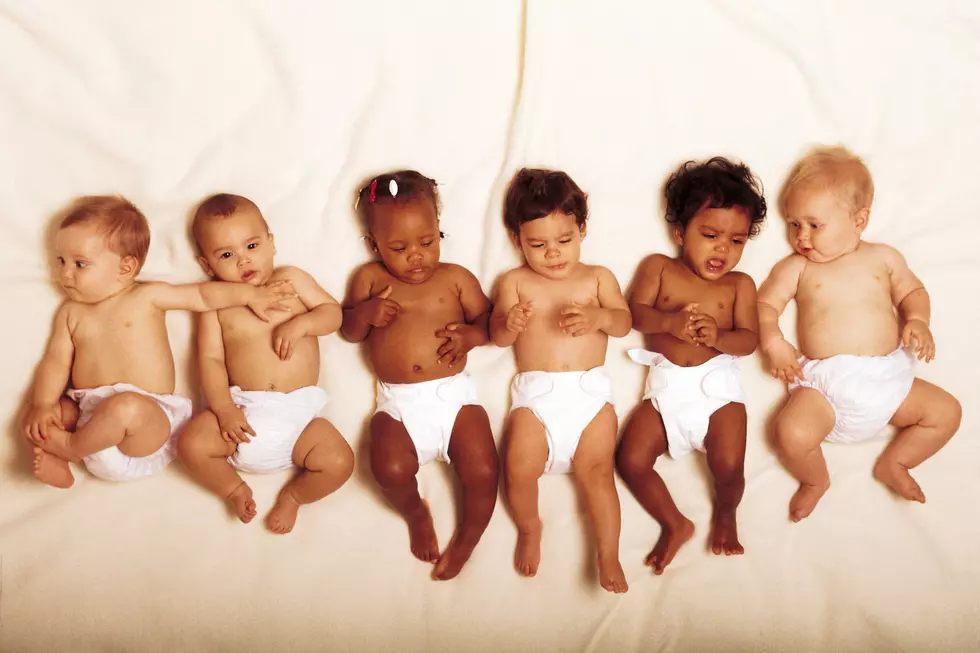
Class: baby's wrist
761,335,787,352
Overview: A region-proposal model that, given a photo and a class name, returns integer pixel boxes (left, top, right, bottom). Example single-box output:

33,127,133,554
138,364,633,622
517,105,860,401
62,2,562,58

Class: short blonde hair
191,193,269,251
60,195,151,271
779,146,875,217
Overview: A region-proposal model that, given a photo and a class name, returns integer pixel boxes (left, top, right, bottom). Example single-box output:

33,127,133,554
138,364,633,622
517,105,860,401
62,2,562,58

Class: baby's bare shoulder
270,265,310,282
722,270,755,289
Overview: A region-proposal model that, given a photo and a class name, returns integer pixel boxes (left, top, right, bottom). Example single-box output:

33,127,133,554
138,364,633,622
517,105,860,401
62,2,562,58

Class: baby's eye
75,261,86,269
789,222,800,228
558,238,571,245
810,223,820,229
421,241,434,248
220,252,233,259
530,243,544,249
733,239,745,245
57,257,65,265
391,247,405,253
247,242,258,250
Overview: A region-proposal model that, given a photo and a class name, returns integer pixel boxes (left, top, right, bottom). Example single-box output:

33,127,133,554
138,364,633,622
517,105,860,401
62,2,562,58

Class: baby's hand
359,285,401,328
23,403,65,444
690,313,719,348
272,316,307,361
666,303,702,345
435,323,478,368
506,301,533,333
765,338,804,384
902,318,935,362
215,405,255,444
248,280,297,322
559,301,604,337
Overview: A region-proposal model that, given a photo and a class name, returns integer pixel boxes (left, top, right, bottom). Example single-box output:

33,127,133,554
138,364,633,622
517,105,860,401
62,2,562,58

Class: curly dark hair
355,170,441,224
503,168,588,235
664,157,767,237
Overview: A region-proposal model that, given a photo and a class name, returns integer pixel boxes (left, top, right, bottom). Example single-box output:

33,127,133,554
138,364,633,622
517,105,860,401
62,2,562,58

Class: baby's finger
437,351,453,365
437,340,456,357
902,326,912,349
220,430,232,442
254,308,270,323
284,340,293,361
236,427,251,444
273,301,293,313
383,299,402,312
560,306,583,316
449,353,463,367
242,421,256,437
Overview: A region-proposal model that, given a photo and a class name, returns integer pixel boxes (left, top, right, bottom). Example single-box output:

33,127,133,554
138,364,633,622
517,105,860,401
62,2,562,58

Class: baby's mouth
241,270,256,282
706,258,726,272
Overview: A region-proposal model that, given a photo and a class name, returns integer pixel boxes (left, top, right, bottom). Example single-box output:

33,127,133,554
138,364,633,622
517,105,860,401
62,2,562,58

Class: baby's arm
756,255,805,382
23,304,74,442
594,266,631,337
707,274,759,356
881,245,934,361
489,271,524,348
198,311,254,443
271,267,343,360
142,280,297,322
628,255,698,343
435,266,492,366
341,265,399,343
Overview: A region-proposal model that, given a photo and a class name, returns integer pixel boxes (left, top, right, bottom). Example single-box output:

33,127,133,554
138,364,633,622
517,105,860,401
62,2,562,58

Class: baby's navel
267,382,276,390
717,302,724,309
413,364,423,373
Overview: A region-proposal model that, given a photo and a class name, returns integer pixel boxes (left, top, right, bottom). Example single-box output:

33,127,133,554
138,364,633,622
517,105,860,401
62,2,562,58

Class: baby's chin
529,260,576,280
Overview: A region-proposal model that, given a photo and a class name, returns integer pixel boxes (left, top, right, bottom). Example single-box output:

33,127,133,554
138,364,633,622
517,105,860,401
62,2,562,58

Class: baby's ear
119,255,138,279
197,255,215,278
364,234,378,252
579,222,588,239
853,208,870,231
672,225,685,246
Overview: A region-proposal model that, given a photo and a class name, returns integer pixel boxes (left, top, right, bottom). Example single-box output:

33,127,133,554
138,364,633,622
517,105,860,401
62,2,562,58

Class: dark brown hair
664,157,767,237
355,170,441,225
192,193,268,250
503,168,588,235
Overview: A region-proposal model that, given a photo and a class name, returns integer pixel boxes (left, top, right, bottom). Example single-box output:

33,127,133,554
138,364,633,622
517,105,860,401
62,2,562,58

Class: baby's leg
704,402,747,556
39,392,170,462
774,388,835,522
573,404,628,594
432,406,499,581
370,413,438,563
616,401,694,574
504,408,548,578
266,418,355,534
177,411,256,522
32,398,80,488
876,379,962,503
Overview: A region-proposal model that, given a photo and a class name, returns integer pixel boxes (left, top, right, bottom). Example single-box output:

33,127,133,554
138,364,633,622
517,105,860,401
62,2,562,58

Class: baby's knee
459,455,499,488
572,455,614,484
102,392,152,423
309,438,355,481
938,394,963,433
615,444,653,482
176,413,219,461
774,413,814,457
371,453,417,489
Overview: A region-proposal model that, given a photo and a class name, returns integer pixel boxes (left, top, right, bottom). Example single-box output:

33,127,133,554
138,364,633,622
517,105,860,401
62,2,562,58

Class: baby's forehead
56,221,111,252
692,206,750,231
199,210,266,241
369,200,438,233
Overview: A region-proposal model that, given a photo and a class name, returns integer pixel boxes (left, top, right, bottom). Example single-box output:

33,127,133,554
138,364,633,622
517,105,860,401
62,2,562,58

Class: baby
23,196,295,487
341,171,498,581
177,194,354,534
758,146,961,521
491,168,631,594
617,158,766,574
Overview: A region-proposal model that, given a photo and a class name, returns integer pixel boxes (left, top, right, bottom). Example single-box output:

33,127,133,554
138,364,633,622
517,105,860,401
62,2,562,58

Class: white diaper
67,383,192,482
509,366,613,475
375,372,479,466
227,385,328,474
629,349,745,458
789,346,915,443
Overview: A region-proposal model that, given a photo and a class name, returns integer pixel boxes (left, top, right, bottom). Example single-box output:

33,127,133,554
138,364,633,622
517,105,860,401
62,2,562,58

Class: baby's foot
37,426,77,462
789,480,831,522
32,448,74,488
227,482,257,523
514,520,542,577
407,501,439,563
710,510,744,556
432,533,478,581
266,488,300,534
598,554,629,594
645,518,695,574
874,461,926,503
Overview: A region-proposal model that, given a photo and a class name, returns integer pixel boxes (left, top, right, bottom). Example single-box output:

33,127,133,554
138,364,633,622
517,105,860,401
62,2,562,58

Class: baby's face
198,209,276,285
674,207,749,281
368,200,441,284
514,211,584,281
784,189,865,263
54,223,131,303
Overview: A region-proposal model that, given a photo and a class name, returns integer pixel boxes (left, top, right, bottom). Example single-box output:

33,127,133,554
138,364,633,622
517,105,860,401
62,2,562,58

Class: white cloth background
1,1,978,651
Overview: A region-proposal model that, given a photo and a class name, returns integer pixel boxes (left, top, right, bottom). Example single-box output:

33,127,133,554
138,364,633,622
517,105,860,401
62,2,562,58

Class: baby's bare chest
219,300,306,341
72,304,164,347
656,276,735,325
799,259,890,305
